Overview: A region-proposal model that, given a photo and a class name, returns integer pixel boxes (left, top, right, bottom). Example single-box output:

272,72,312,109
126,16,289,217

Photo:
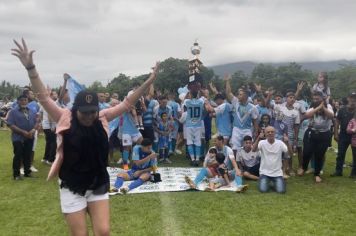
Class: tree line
1,58,355,101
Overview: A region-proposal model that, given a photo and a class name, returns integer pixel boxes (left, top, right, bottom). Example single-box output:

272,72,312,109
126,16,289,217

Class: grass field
0,129,355,236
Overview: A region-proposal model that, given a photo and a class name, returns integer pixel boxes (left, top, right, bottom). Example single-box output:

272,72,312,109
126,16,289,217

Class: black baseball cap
73,91,99,113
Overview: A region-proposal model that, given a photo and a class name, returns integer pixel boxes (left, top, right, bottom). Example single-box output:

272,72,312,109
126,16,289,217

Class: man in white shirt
253,126,290,193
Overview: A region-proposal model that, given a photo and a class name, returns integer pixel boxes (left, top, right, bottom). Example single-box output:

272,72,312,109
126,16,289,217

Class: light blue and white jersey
231,97,258,130
183,97,205,128
120,112,140,135
153,105,172,124
142,99,159,127
214,102,232,136
168,100,181,119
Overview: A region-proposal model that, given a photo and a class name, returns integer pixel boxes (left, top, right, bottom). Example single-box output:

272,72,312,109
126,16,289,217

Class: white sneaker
165,158,172,164
117,158,123,165
175,149,182,155
30,166,38,172
20,168,24,175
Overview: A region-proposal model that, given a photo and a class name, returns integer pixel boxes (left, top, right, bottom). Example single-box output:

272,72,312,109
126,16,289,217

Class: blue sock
194,168,208,186
128,178,144,190
168,141,172,152
200,142,205,157
114,177,124,188
187,145,195,160
195,145,201,160
122,150,130,164
170,139,176,152
234,174,243,186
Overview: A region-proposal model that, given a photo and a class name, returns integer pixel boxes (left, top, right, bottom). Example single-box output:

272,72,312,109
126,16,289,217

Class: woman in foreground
12,38,159,236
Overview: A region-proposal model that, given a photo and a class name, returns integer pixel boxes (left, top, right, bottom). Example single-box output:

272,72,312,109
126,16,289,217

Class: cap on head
74,90,99,113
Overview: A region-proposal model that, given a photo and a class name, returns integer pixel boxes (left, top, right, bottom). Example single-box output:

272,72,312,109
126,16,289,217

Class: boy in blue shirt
114,138,157,194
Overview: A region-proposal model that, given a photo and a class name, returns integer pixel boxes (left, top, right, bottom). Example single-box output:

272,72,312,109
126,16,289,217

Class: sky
1,0,356,87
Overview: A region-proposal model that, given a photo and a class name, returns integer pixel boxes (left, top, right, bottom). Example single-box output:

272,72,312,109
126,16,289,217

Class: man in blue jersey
141,84,159,141
183,74,214,166
225,75,259,155
118,110,143,170
167,93,181,156
212,93,232,145
114,138,157,194
153,95,172,152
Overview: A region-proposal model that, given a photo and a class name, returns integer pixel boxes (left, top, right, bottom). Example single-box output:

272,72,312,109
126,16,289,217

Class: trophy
188,40,204,94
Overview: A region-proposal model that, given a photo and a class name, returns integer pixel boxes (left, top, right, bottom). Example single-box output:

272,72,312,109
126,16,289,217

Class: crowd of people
4,38,356,235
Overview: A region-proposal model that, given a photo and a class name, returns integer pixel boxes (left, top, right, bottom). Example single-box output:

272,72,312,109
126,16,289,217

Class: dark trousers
302,129,330,176
43,129,57,162
335,135,351,175
13,139,34,177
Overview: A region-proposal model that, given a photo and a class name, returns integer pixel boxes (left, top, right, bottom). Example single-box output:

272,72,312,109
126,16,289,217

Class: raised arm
295,81,305,100
209,82,219,96
224,74,234,102
103,62,160,122
11,39,63,122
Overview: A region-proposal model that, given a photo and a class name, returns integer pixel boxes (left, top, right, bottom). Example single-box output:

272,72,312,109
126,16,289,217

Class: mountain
209,60,356,77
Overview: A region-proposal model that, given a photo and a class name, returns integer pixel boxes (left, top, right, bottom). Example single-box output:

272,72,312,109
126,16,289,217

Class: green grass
0,129,355,236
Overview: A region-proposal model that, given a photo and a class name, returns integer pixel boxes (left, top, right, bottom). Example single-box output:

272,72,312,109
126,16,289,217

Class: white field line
159,193,182,236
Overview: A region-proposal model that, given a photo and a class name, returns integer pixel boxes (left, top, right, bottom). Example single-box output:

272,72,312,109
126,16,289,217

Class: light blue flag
66,77,85,109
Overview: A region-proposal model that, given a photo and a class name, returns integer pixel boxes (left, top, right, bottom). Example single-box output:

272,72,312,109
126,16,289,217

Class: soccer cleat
30,166,38,172
108,187,119,196
236,185,248,193
184,176,196,189
175,149,182,155
120,187,129,195
164,158,172,164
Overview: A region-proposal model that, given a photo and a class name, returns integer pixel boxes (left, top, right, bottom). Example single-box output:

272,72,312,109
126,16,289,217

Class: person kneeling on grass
236,135,260,180
114,138,157,194
252,126,291,194
185,145,248,193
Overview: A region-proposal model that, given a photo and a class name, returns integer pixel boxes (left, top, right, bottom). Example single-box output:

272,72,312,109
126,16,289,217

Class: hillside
209,60,356,77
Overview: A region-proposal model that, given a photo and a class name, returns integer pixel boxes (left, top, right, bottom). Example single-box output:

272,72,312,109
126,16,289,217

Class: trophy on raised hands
188,40,203,97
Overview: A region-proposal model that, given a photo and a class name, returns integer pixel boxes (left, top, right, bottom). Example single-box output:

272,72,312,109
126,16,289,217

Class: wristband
26,64,36,71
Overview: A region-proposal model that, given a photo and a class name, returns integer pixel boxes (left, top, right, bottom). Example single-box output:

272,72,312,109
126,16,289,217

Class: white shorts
122,133,142,146
186,127,202,146
231,127,252,150
59,187,109,214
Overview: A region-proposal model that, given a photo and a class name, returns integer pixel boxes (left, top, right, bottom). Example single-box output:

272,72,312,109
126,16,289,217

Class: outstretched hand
223,74,232,81
150,62,160,79
11,38,35,69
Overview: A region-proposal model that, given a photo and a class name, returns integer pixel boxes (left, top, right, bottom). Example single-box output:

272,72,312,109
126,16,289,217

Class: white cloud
1,0,356,86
